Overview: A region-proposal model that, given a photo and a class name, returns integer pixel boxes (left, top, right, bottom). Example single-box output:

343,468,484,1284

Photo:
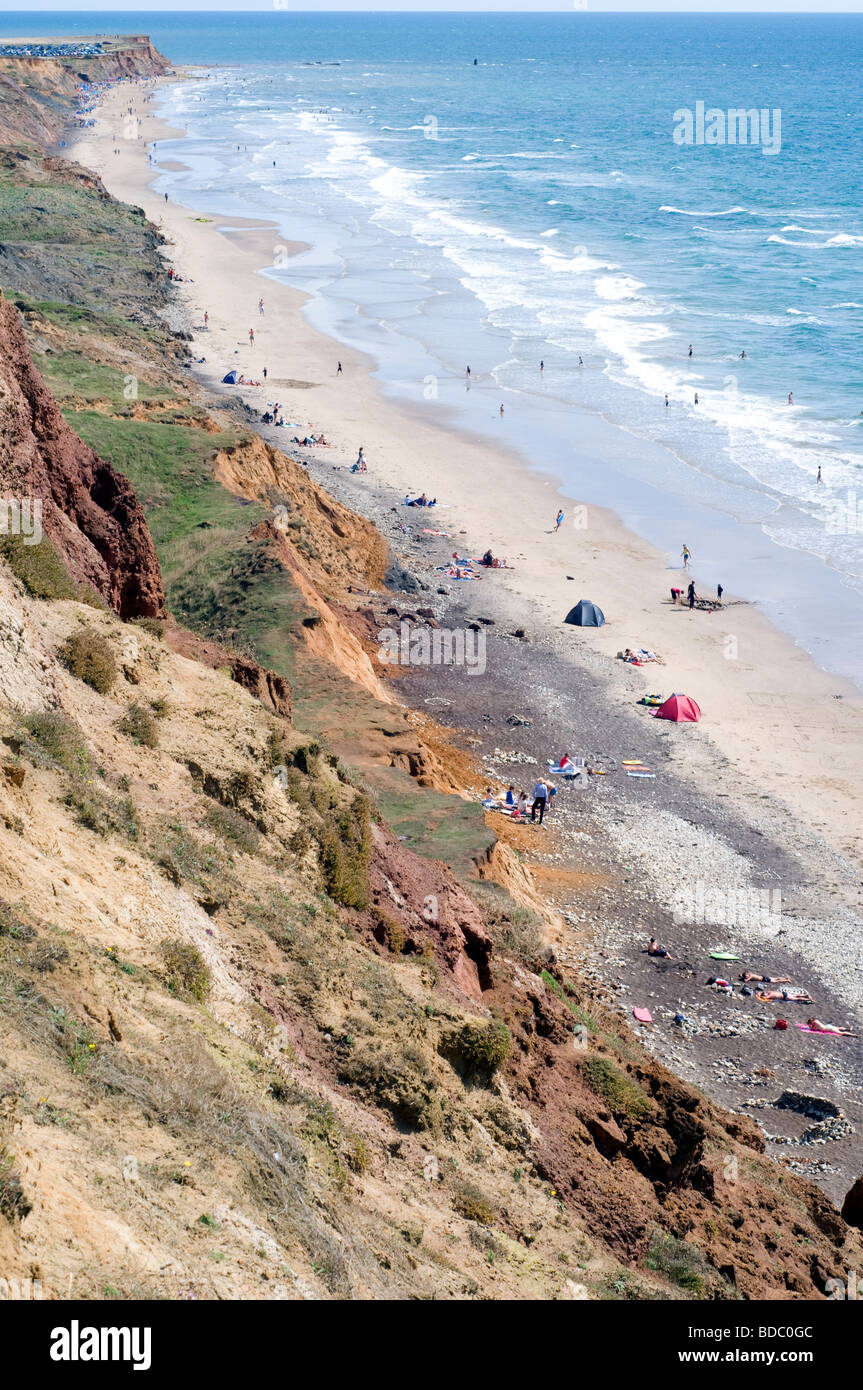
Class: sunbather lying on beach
806,1017,858,1036
740,972,793,984
622,648,663,664
756,988,812,1003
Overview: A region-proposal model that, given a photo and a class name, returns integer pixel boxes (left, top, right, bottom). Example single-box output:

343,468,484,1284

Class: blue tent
565,599,605,627
222,370,238,384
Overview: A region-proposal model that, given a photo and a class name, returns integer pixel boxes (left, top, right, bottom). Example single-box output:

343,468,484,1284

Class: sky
5,3,863,14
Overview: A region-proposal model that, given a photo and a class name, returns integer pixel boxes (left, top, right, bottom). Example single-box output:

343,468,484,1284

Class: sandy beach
73,76,863,877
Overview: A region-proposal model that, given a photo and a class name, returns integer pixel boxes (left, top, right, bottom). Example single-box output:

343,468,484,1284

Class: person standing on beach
263,367,267,380
249,328,255,347
204,311,209,330
687,580,696,610
258,298,264,316
717,583,723,601
530,779,548,825
554,509,564,531
682,544,691,569
337,361,343,375
164,192,168,203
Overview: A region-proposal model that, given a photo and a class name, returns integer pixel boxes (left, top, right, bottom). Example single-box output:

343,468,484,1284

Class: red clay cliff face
0,293,164,618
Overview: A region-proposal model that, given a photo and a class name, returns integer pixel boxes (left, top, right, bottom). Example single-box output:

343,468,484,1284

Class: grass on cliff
13,296,166,347
64,411,316,668
37,352,171,411
0,158,167,321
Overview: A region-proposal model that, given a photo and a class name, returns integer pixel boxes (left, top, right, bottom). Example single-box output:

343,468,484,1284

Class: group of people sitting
479,549,510,569
404,493,437,507
483,780,557,824
291,432,328,446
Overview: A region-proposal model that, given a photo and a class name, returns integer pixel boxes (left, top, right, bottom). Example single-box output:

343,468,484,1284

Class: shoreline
73,75,863,876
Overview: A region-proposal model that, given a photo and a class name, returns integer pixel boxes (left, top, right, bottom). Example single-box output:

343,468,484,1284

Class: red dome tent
654,693,701,722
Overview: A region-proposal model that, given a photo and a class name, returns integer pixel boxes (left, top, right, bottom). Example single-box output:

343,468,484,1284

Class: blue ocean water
6,12,863,682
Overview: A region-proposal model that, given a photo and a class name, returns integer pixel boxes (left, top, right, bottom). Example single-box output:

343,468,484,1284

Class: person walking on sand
249,328,255,347
204,311,209,330
530,779,548,825
263,366,267,380
258,298,264,316
164,192,168,202
554,508,564,532
682,544,691,569
337,361,343,375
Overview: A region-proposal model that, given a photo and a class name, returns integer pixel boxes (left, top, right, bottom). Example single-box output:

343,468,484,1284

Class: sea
6,12,863,686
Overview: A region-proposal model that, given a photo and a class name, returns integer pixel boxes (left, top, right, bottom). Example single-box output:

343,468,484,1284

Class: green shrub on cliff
458,1021,512,1074
580,1055,652,1119
21,710,91,777
318,795,371,910
58,629,117,694
1,533,102,607
117,702,159,748
160,939,211,1003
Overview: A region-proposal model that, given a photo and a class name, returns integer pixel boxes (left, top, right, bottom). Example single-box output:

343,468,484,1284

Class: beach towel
626,769,656,778
632,1007,653,1024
